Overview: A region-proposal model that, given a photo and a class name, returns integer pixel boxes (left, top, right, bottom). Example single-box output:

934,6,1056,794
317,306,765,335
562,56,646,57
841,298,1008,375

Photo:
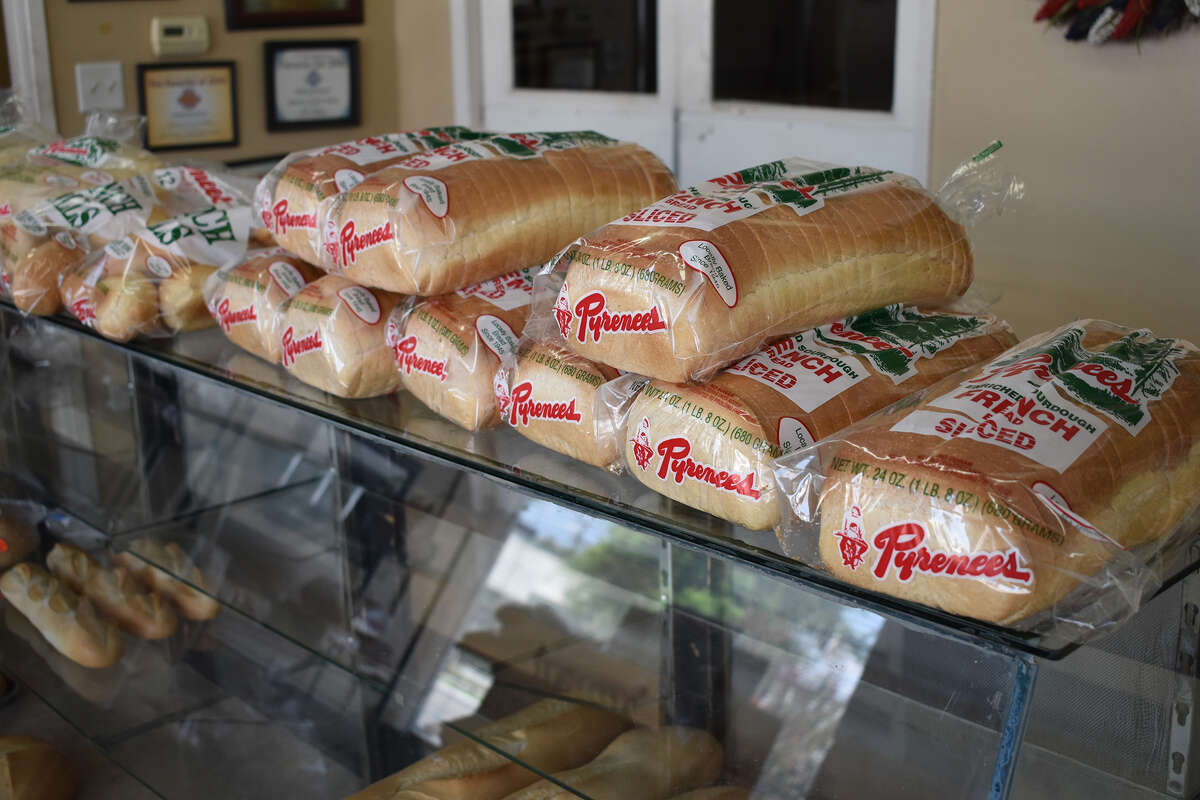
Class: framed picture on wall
265,40,360,131
136,62,238,151
225,0,363,30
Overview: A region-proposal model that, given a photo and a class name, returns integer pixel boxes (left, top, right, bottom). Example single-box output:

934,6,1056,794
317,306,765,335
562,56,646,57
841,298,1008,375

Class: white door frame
3,0,57,132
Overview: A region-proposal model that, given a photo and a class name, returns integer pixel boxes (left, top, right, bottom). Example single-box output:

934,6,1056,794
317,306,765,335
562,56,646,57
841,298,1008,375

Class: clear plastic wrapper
532,143,1022,384
397,265,536,430
0,91,55,170
773,319,1200,640
495,338,626,469
60,204,251,341
203,246,323,363
276,274,405,398
316,131,677,295
254,126,487,263
617,305,1018,531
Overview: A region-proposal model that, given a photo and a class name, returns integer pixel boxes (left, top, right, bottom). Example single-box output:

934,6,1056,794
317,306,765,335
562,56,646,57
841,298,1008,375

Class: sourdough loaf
552,159,972,383
0,563,123,668
397,267,535,430
47,543,178,640
112,538,219,621
0,737,77,800
626,306,1016,530
782,320,1200,626
320,132,676,295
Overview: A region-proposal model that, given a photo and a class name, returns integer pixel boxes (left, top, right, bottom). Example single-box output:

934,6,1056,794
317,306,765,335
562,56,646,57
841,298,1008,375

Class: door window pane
513,0,657,93
713,0,896,111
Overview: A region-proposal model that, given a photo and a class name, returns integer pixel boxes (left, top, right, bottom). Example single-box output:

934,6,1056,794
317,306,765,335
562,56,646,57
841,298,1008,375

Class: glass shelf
4,301,1195,660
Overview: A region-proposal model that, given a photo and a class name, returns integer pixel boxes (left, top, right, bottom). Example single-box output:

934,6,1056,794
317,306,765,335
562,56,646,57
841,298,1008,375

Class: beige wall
43,0,425,163
932,2,1200,342
393,1,456,130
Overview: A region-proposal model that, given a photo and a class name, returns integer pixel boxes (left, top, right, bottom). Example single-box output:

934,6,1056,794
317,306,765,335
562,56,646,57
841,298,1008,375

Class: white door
460,0,936,187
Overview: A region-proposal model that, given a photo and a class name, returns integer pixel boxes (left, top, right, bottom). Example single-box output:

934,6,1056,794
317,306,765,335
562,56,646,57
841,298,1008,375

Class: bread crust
325,139,676,295
501,341,621,468
112,538,220,621
47,543,178,640
278,274,405,398
805,321,1200,625
557,182,973,383
0,736,77,800
0,563,123,668
626,309,1017,530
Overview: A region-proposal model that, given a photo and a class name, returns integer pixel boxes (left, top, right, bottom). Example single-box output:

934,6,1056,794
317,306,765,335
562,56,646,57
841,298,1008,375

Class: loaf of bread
498,726,722,800
349,699,631,800
47,543,178,640
112,538,220,621
320,132,676,295
277,274,405,398
497,339,621,468
552,160,973,383
0,515,36,570
205,248,323,362
259,128,485,264
0,563,123,668
778,320,1200,626
625,306,1016,530
667,789,749,800
0,736,77,800
398,267,536,430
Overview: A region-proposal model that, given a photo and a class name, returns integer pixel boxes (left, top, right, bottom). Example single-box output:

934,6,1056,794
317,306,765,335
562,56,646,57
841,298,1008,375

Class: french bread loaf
497,340,621,468
278,274,405,398
320,132,676,295
552,160,972,383
0,515,36,570
788,320,1200,626
397,267,535,430
0,736,77,800
112,538,220,621
0,563,123,668
625,306,1016,530
498,726,723,800
205,248,323,362
348,699,631,800
47,543,178,640
262,128,484,263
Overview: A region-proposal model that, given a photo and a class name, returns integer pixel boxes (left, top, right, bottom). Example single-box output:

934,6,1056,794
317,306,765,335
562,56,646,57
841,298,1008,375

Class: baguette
47,543,178,640
278,274,405,398
263,128,483,263
626,306,1016,530
498,726,723,800
498,340,621,468
112,538,220,621
0,515,36,570
321,132,676,295
0,736,77,800
797,320,1200,626
0,563,123,668
553,161,972,383
398,268,535,430
668,790,749,800
205,248,323,362
349,699,631,800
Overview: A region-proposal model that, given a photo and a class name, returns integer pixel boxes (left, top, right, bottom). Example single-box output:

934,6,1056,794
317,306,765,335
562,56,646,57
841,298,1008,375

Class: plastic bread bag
60,204,251,341
620,306,1018,531
317,131,677,296
277,274,405,398
396,266,536,430
255,126,488,263
772,319,1200,640
495,338,626,469
531,141,1023,384
0,90,56,167
203,247,323,363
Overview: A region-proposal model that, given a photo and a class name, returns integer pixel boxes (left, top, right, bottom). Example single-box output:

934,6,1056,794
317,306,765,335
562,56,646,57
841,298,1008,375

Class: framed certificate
136,62,239,151
265,40,360,131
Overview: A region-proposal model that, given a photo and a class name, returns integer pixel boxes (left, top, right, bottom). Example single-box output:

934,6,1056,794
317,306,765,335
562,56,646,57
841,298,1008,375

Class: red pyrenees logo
553,282,572,339
833,505,868,571
630,417,654,471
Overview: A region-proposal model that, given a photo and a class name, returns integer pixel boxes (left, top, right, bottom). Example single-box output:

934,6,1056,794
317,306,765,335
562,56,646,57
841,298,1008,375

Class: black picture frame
136,61,239,152
225,0,363,30
264,39,361,132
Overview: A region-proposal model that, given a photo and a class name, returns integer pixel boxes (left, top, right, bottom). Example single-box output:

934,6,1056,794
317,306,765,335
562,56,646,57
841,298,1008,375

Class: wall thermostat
151,17,210,57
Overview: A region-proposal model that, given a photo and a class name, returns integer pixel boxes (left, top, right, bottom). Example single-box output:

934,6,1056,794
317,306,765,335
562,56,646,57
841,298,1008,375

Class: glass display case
1,302,1197,800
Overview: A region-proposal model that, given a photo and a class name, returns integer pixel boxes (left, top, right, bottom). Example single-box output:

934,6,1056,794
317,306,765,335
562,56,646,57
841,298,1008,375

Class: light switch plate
75,61,124,112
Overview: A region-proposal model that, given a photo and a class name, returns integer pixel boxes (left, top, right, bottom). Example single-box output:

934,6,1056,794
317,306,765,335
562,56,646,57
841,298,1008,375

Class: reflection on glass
713,0,896,111
513,0,657,93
